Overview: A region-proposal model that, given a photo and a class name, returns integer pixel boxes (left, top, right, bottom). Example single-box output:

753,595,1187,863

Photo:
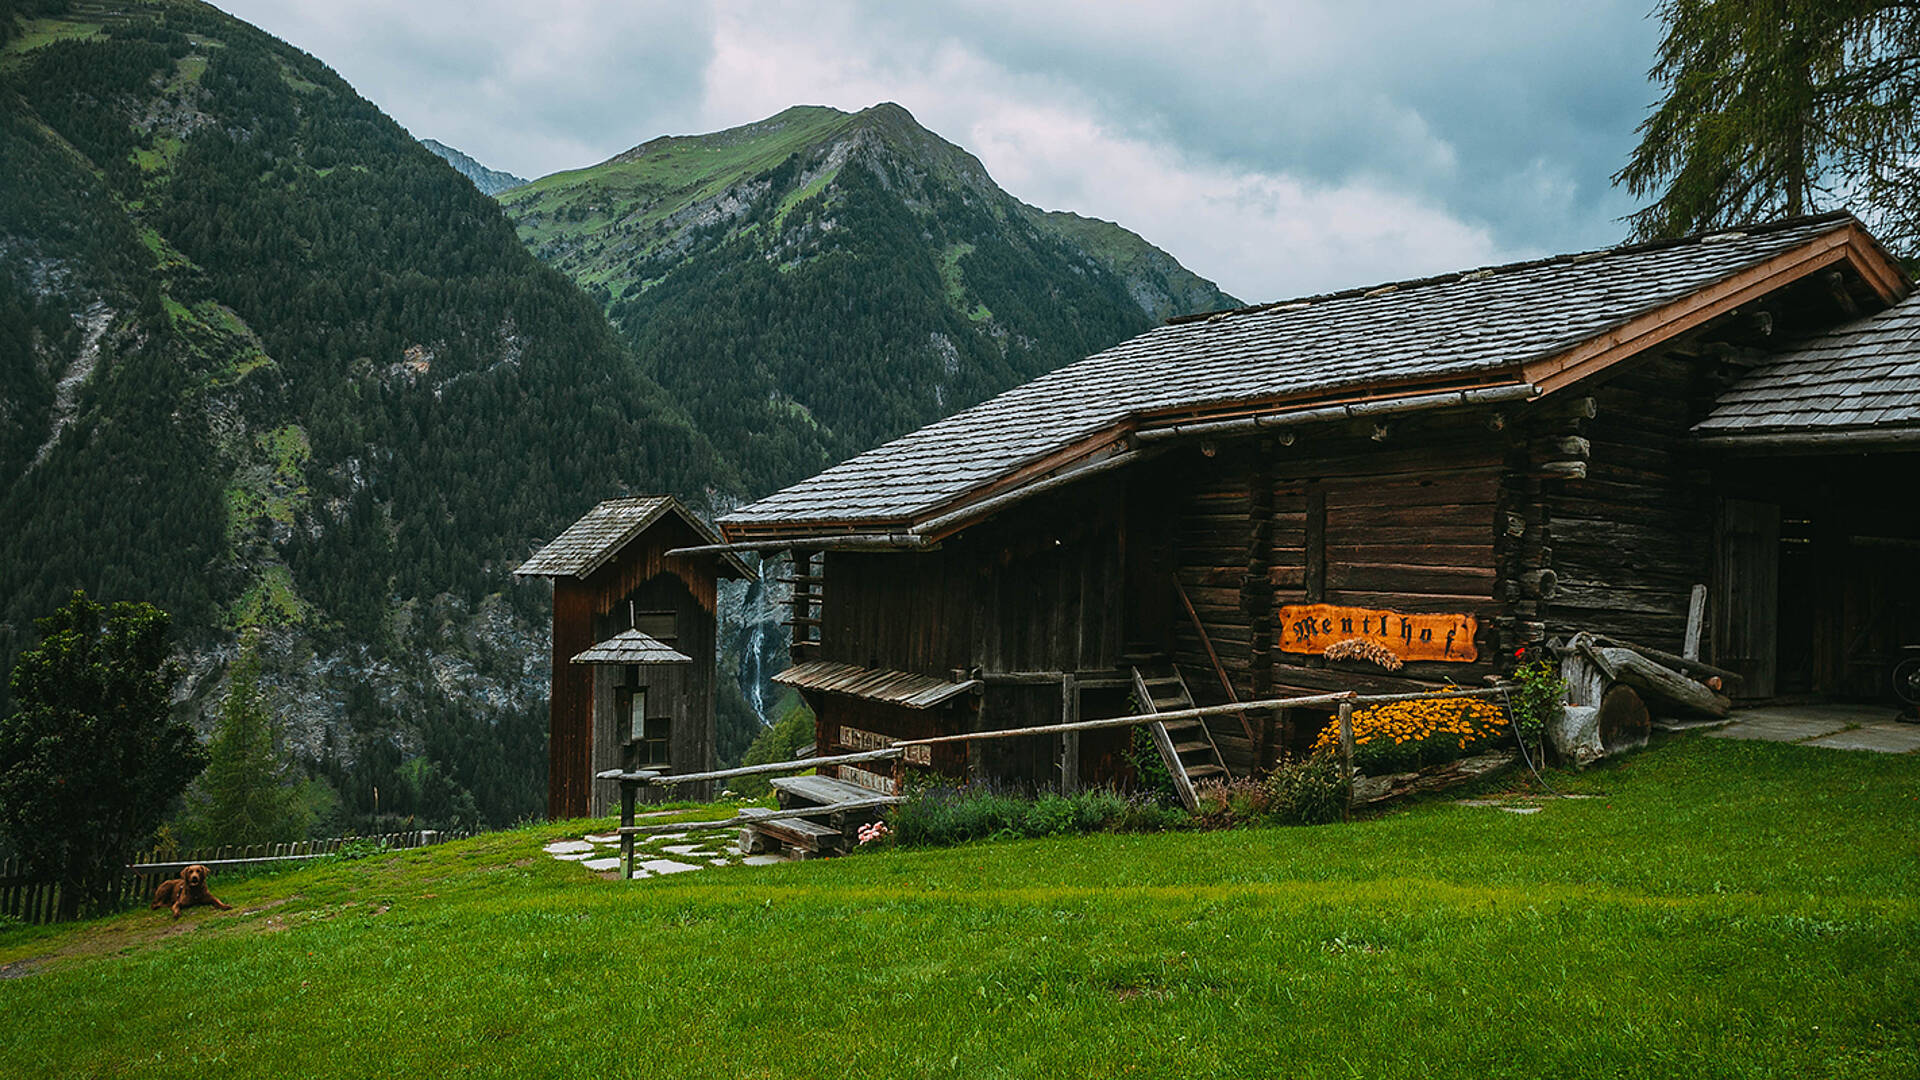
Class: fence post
1337,699,1355,822
620,781,637,880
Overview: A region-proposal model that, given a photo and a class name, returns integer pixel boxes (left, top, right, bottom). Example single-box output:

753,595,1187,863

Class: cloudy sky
222,0,1668,302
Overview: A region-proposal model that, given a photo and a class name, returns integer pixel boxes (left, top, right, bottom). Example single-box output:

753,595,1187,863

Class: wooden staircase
1130,665,1230,811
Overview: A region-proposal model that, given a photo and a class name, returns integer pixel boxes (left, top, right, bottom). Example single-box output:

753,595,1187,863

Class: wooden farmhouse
674,212,1918,795
516,497,754,817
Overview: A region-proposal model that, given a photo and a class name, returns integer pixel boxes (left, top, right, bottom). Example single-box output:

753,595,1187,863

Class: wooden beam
1592,632,1740,688
1337,700,1355,822
596,747,903,786
914,447,1152,540
1174,574,1258,743
1684,585,1706,661
1525,226,1902,395
1594,646,1731,719
1305,486,1327,601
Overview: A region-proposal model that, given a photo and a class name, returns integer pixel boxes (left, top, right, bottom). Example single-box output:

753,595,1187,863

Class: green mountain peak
502,102,1237,495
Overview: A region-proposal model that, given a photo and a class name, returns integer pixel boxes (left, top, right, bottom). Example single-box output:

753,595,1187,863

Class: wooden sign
1278,604,1479,664
838,725,931,765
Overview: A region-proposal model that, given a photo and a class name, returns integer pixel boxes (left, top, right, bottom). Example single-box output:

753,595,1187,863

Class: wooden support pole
1174,574,1258,743
1060,674,1080,794
1595,647,1731,718
1684,584,1706,661
619,781,637,881
1593,632,1740,687
1337,700,1355,821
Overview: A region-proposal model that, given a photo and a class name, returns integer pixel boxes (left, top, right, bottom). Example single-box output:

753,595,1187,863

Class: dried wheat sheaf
1323,637,1404,671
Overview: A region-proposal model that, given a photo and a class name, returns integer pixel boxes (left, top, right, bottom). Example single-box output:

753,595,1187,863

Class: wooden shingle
1696,292,1920,440
722,214,1893,534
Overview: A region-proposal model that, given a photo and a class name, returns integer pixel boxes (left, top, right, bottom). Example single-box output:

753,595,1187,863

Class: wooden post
1337,699,1355,821
1305,486,1327,602
1059,674,1080,794
619,781,637,880
1684,584,1706,661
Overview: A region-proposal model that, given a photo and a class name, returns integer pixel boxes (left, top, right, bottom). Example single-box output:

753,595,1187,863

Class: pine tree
0,590,204,919
179,632,307,846
1616,0,1920,253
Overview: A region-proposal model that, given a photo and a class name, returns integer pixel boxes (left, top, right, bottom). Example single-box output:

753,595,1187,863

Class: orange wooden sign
1278,604,1479,664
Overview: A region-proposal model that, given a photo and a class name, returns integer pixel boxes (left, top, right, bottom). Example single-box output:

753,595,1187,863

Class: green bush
885,784,1171,849
1123,724,1178,800
1506,657,1567,747
1263,752,1349,826
729,693,815,798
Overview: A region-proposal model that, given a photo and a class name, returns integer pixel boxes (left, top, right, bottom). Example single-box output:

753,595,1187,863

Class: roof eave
1523,221,1909,395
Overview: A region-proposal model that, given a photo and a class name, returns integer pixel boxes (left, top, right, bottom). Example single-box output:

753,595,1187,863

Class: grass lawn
1,736,1915,1078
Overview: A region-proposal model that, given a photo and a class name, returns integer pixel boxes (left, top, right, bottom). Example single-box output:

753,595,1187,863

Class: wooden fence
1,829,474,927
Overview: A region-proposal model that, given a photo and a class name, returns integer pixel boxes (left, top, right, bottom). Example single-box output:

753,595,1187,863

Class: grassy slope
2,736,1915,1078
505,105,855,259
504,104,1238,312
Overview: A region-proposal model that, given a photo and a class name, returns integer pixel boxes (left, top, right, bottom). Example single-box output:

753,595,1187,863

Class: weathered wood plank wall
586,573,716,813
549,514,720,819
1545,353,1717,653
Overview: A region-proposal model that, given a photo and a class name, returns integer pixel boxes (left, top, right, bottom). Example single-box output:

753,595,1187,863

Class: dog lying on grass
151,864,231,917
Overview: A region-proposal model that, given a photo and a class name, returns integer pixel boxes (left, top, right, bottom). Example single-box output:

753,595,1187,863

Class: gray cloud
215,1,1668,299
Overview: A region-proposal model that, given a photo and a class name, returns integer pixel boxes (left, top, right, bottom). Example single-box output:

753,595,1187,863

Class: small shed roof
570,628,693,665
516,495,753,579
1695,290,1920,446
772,660,980,709
720,213,1903,536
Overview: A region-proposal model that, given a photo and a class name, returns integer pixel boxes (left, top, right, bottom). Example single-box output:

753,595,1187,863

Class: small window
640,714,671,766
623,686,647,743
634,611,678,644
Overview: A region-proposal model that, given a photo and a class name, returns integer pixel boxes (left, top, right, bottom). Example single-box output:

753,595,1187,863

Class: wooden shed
515,496,754,818
685,212,1913,792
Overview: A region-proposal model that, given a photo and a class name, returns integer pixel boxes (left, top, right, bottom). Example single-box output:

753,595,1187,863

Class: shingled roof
570,628,693,665
720,213,1902,537
1695,291,1920,446
516,495,752,578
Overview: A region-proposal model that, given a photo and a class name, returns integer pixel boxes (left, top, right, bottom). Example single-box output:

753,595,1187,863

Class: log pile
1551,630,1736,764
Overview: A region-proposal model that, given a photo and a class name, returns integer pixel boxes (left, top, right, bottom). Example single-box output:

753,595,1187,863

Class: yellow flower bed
1312,692,1510,770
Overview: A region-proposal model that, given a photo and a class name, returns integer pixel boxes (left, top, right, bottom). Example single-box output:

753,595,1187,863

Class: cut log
1350,752,1518,805
1561,652,1608,708
1591,633,1740,691
1597,684,1650,756
1593,647,1730,719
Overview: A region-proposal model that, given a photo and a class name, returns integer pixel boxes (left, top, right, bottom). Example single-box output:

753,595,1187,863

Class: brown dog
150,864,231,917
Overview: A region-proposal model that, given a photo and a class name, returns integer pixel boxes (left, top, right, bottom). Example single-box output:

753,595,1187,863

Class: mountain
500,104,1238,495
419,137,527,197
0,0,740,830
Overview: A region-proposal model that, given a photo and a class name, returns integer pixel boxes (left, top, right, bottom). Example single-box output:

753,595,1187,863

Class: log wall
1160,418,1511,705
1543,352,1718,653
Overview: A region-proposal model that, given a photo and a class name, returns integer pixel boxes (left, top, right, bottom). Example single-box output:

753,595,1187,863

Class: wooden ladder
1131,665,1229,812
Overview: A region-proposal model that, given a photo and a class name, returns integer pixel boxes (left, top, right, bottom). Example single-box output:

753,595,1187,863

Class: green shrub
1192,778,1272,827
730,693,815,798
886,784,1164,849
1263,752,1348,826
1506,657,1567,747
1123,724,1178,800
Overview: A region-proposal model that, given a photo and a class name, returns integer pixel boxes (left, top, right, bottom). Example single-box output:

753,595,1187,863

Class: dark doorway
1714,453,1920,704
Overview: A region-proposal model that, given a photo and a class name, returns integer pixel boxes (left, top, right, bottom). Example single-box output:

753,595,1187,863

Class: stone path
543,823,796,880
1705,704,1920,754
